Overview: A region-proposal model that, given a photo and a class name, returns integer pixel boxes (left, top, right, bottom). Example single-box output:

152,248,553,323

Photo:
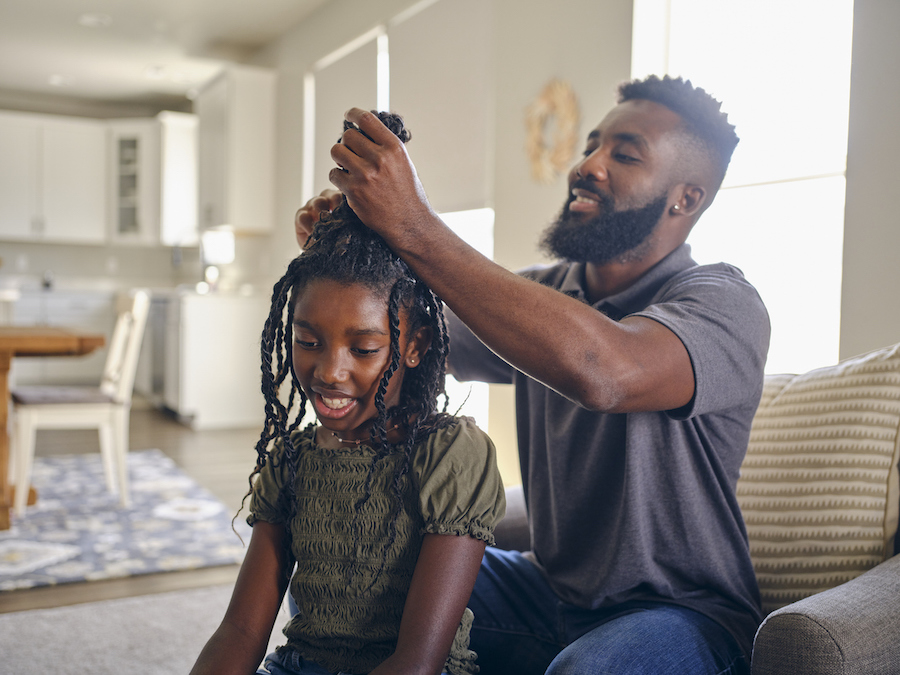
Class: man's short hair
618,75,739,185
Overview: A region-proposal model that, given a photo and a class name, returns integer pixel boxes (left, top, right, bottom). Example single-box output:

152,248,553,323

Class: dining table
0,325,105,530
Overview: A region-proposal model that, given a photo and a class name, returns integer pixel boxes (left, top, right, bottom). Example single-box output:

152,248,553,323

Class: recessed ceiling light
48,74,71,87
78,13,113,28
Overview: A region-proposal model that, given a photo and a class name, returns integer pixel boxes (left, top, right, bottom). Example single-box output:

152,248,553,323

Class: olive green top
248,416,506,674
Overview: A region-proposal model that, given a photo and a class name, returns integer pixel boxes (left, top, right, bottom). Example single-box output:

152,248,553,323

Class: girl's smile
292,278,429,445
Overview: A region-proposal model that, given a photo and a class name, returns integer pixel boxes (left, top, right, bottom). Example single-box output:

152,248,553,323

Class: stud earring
672,204,680,211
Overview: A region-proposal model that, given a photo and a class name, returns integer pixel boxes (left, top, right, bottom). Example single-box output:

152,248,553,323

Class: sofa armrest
751,553,900,675
493,484,530,552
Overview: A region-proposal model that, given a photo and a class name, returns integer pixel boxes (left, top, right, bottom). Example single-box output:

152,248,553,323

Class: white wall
840,0,900,360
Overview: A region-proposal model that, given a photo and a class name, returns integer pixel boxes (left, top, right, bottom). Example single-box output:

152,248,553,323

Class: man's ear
404,326,432,368
669,184,707,218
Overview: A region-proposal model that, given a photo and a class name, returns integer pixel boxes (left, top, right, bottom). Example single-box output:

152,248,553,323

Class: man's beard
540,185,668,265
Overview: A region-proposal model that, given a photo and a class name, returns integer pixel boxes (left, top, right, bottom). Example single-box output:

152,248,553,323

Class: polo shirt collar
558,244,697,320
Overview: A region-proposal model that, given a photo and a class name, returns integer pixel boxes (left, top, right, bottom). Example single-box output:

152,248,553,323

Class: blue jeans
257,643,449,675
257,649,338,675
468,548,750,675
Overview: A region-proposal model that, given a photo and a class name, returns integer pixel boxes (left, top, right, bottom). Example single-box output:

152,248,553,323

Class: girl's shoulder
413,415,497,473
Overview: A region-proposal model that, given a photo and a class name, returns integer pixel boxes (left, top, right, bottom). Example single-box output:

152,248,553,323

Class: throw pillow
737,342,900,614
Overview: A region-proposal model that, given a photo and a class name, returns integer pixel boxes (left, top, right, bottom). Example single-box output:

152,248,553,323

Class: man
297,75,769,674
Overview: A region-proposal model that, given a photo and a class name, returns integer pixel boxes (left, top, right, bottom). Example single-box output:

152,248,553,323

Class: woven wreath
525,79,580,185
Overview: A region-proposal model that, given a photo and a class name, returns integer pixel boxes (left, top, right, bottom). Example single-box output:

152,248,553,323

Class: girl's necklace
331,423,401,446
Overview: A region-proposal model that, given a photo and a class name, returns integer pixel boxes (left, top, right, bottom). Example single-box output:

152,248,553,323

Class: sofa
492,342,900,674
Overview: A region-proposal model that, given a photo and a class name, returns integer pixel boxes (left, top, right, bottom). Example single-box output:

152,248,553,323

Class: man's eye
615,153,639,163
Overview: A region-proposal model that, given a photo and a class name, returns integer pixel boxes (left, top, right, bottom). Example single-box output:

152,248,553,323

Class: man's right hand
294,189,342,249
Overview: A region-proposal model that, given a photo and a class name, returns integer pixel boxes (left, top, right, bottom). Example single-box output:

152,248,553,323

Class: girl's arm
372,532,487,675
190,520,291,675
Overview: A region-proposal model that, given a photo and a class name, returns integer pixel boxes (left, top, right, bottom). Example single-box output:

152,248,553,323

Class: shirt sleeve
246,436,294,527
446,308,516,385
413,417,507,545
632,262,771,420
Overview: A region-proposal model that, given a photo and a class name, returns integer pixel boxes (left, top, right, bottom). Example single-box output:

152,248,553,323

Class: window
632,0,854,374
439,208,495,432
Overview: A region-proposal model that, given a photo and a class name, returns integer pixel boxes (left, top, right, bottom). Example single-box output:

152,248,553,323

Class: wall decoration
525,79,580,185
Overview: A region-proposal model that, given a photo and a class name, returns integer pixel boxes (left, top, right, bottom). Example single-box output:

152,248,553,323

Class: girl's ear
404,326,432,368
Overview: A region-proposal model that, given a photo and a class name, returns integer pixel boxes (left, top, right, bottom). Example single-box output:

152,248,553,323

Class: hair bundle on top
243,111,453,576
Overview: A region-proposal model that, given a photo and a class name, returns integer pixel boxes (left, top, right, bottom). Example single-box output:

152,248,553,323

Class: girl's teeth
322,396,351,409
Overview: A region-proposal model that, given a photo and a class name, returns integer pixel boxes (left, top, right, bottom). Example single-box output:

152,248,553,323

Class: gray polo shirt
447,244,770,659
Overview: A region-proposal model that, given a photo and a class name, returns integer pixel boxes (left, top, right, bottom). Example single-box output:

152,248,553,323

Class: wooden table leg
0,350,11,530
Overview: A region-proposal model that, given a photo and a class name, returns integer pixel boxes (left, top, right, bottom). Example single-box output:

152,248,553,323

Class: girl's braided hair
240,111,454,575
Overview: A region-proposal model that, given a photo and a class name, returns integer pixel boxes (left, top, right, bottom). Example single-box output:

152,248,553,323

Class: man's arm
328,109,694,413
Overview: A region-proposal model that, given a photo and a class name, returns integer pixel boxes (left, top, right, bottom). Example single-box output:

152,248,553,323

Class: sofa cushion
737,342,900,614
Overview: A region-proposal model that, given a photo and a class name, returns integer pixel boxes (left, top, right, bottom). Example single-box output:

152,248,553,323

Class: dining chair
10,288,151,515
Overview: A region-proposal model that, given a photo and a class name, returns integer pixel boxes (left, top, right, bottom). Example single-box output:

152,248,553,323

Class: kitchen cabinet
162,291,269,429
107,112,199,247
195,65,275,234
0,111,106,244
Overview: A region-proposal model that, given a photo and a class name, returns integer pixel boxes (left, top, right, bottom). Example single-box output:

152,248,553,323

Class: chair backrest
99,289,151,404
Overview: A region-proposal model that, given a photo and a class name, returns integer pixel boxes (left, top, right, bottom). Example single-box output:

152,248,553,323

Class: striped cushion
737,343,900,614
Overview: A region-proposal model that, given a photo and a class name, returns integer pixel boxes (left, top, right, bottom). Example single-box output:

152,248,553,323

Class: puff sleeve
412,417,506,545
246,435,297,527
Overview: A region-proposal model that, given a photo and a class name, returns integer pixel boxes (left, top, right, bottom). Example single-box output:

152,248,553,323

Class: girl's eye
352,347,381,356
294,339,318,349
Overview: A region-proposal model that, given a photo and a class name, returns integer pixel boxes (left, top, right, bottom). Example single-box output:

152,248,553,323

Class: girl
191,113,505,675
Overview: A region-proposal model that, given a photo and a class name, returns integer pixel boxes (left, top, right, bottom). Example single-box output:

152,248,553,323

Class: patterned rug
0,449,251,591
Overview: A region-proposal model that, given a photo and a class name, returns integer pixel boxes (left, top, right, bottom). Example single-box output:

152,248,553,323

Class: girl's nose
315,350,349,385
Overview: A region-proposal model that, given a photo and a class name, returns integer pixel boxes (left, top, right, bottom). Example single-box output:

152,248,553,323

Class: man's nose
574,148,609,182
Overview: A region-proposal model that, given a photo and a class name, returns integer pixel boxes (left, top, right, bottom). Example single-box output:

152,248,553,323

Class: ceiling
0,0,332,109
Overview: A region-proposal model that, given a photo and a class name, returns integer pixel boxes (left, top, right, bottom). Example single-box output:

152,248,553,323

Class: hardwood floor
0,398,263,614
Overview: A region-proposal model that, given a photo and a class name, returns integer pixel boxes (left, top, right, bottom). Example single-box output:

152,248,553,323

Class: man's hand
294,189,342,249
329,108,437,247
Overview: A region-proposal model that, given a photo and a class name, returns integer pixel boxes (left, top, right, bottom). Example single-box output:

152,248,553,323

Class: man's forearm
331,108,693,412
381,212,637,410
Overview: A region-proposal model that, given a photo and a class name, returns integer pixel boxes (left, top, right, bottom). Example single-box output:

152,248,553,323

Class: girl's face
291,278,430,444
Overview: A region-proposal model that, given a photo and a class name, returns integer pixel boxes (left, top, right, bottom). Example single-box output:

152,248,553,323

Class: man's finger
345,108,398,146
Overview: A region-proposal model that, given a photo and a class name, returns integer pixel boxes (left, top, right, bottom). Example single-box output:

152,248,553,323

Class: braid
238,110,457,582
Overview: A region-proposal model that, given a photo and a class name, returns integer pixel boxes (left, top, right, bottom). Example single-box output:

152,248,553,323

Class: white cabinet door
0,113,40,240
107,118,160,246
158,112,199,246
106,112,199,247
196,75,228,233
196,65,275,234
0,111,106,244
41,117,107,244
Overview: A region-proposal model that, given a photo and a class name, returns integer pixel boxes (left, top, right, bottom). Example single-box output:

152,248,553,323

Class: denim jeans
257,649,339,675
257,644,449,675
468,548,750,675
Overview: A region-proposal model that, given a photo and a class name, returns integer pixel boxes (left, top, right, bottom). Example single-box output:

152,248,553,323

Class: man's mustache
567,179,614,210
